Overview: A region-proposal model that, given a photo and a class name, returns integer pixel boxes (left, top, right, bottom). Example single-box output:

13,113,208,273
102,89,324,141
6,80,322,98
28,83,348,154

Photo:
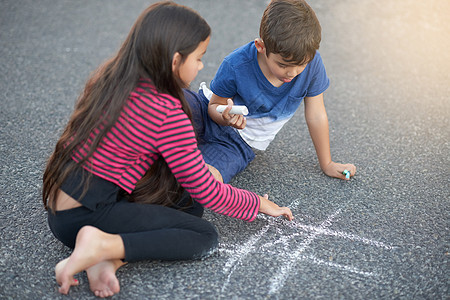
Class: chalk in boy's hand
216,105,249,115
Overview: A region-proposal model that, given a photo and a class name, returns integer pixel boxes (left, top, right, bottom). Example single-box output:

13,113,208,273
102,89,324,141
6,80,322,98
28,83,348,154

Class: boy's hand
322,161,356,180
208,94,246,128
258,194,293,221
221,99,246,129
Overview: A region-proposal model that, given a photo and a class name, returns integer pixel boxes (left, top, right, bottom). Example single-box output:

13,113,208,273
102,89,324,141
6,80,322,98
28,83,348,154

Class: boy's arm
208,94,246,129
304,93,356,180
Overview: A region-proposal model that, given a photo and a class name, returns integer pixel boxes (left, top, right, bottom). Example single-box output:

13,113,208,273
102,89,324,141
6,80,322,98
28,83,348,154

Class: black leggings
47,168,218,262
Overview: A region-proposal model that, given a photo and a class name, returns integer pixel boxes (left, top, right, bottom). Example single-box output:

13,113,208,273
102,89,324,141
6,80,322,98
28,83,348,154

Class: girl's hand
221,99,246,129
258,194,293,221
322,161,356,180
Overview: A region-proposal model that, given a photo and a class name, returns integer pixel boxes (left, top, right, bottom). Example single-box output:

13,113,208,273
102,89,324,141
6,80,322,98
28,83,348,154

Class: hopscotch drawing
219,197,395,295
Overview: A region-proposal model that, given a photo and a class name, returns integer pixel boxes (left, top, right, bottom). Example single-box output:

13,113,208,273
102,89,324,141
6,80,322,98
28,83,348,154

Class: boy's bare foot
54,226,125,295
87,260,124,298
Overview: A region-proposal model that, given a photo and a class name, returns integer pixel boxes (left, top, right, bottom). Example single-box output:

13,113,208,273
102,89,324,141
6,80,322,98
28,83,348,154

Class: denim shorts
184,89,254,183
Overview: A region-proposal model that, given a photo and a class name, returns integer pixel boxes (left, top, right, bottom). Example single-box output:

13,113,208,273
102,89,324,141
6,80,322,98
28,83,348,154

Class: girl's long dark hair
42,1,211,212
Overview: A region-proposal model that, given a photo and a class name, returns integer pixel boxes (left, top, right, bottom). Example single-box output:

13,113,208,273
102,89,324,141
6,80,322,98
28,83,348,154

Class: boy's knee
207,164,223,183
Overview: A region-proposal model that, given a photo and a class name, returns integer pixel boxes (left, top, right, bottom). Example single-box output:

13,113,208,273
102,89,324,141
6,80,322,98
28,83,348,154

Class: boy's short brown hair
260,0,321,64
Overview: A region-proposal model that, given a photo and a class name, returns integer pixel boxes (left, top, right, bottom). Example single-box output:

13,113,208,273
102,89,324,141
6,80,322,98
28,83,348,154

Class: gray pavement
1,0,449,299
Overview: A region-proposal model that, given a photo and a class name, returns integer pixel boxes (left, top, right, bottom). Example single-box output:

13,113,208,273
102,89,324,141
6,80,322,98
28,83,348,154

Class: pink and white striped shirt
72,79,260,221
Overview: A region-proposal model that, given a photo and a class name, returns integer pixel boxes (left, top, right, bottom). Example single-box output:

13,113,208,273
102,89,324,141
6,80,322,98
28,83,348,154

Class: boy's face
265,52,308,84
255,38,308,85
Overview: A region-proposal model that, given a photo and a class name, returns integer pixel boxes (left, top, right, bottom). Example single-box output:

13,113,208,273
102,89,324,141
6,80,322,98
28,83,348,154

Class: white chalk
216,105,249,115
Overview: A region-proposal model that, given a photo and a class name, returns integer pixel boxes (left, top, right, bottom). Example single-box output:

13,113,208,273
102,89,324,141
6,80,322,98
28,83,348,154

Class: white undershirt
238,117,291,150
200,82,290,150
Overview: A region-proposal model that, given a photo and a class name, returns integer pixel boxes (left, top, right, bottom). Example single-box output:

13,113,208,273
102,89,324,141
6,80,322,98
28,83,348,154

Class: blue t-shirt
210,42,330,121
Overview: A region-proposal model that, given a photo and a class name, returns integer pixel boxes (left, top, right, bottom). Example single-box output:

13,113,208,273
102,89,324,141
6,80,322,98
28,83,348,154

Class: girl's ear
254,38,265,53
172,52,182,73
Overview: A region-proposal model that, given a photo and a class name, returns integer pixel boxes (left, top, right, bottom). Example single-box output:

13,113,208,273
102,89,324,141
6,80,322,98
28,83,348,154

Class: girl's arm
157,105,293,221
304,93,356,180
259,194,293,221
156,105,259,220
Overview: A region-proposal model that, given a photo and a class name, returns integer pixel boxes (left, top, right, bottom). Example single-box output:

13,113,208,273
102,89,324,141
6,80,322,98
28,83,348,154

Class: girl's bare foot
55,258,80,294
54,226,125,295
87,260,125,298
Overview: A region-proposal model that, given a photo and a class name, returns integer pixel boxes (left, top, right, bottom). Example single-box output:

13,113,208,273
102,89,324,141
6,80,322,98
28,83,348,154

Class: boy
185,0,356,183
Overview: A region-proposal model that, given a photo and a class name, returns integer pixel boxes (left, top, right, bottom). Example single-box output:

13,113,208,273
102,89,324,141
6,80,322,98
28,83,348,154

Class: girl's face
175,36,210,86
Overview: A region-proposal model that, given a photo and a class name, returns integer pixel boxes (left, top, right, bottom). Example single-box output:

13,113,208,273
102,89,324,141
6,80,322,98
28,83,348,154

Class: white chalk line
299,254,379,277
282,219,395,250
218,197,394,295
220,224,270,292
221,199,303,267
268,209,342,294
218,198,305,292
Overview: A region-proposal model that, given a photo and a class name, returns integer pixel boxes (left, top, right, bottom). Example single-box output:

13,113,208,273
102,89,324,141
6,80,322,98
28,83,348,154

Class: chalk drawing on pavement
218,198,395,295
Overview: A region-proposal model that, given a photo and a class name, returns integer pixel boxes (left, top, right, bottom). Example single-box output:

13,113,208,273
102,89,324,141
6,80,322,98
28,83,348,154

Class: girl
42,1,293,298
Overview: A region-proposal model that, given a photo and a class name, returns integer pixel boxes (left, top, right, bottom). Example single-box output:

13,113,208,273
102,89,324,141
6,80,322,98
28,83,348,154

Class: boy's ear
254,38,265,53
172,52,182,73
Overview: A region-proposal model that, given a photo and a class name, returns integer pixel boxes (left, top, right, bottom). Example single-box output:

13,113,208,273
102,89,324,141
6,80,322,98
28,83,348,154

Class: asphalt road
1,0,449,299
